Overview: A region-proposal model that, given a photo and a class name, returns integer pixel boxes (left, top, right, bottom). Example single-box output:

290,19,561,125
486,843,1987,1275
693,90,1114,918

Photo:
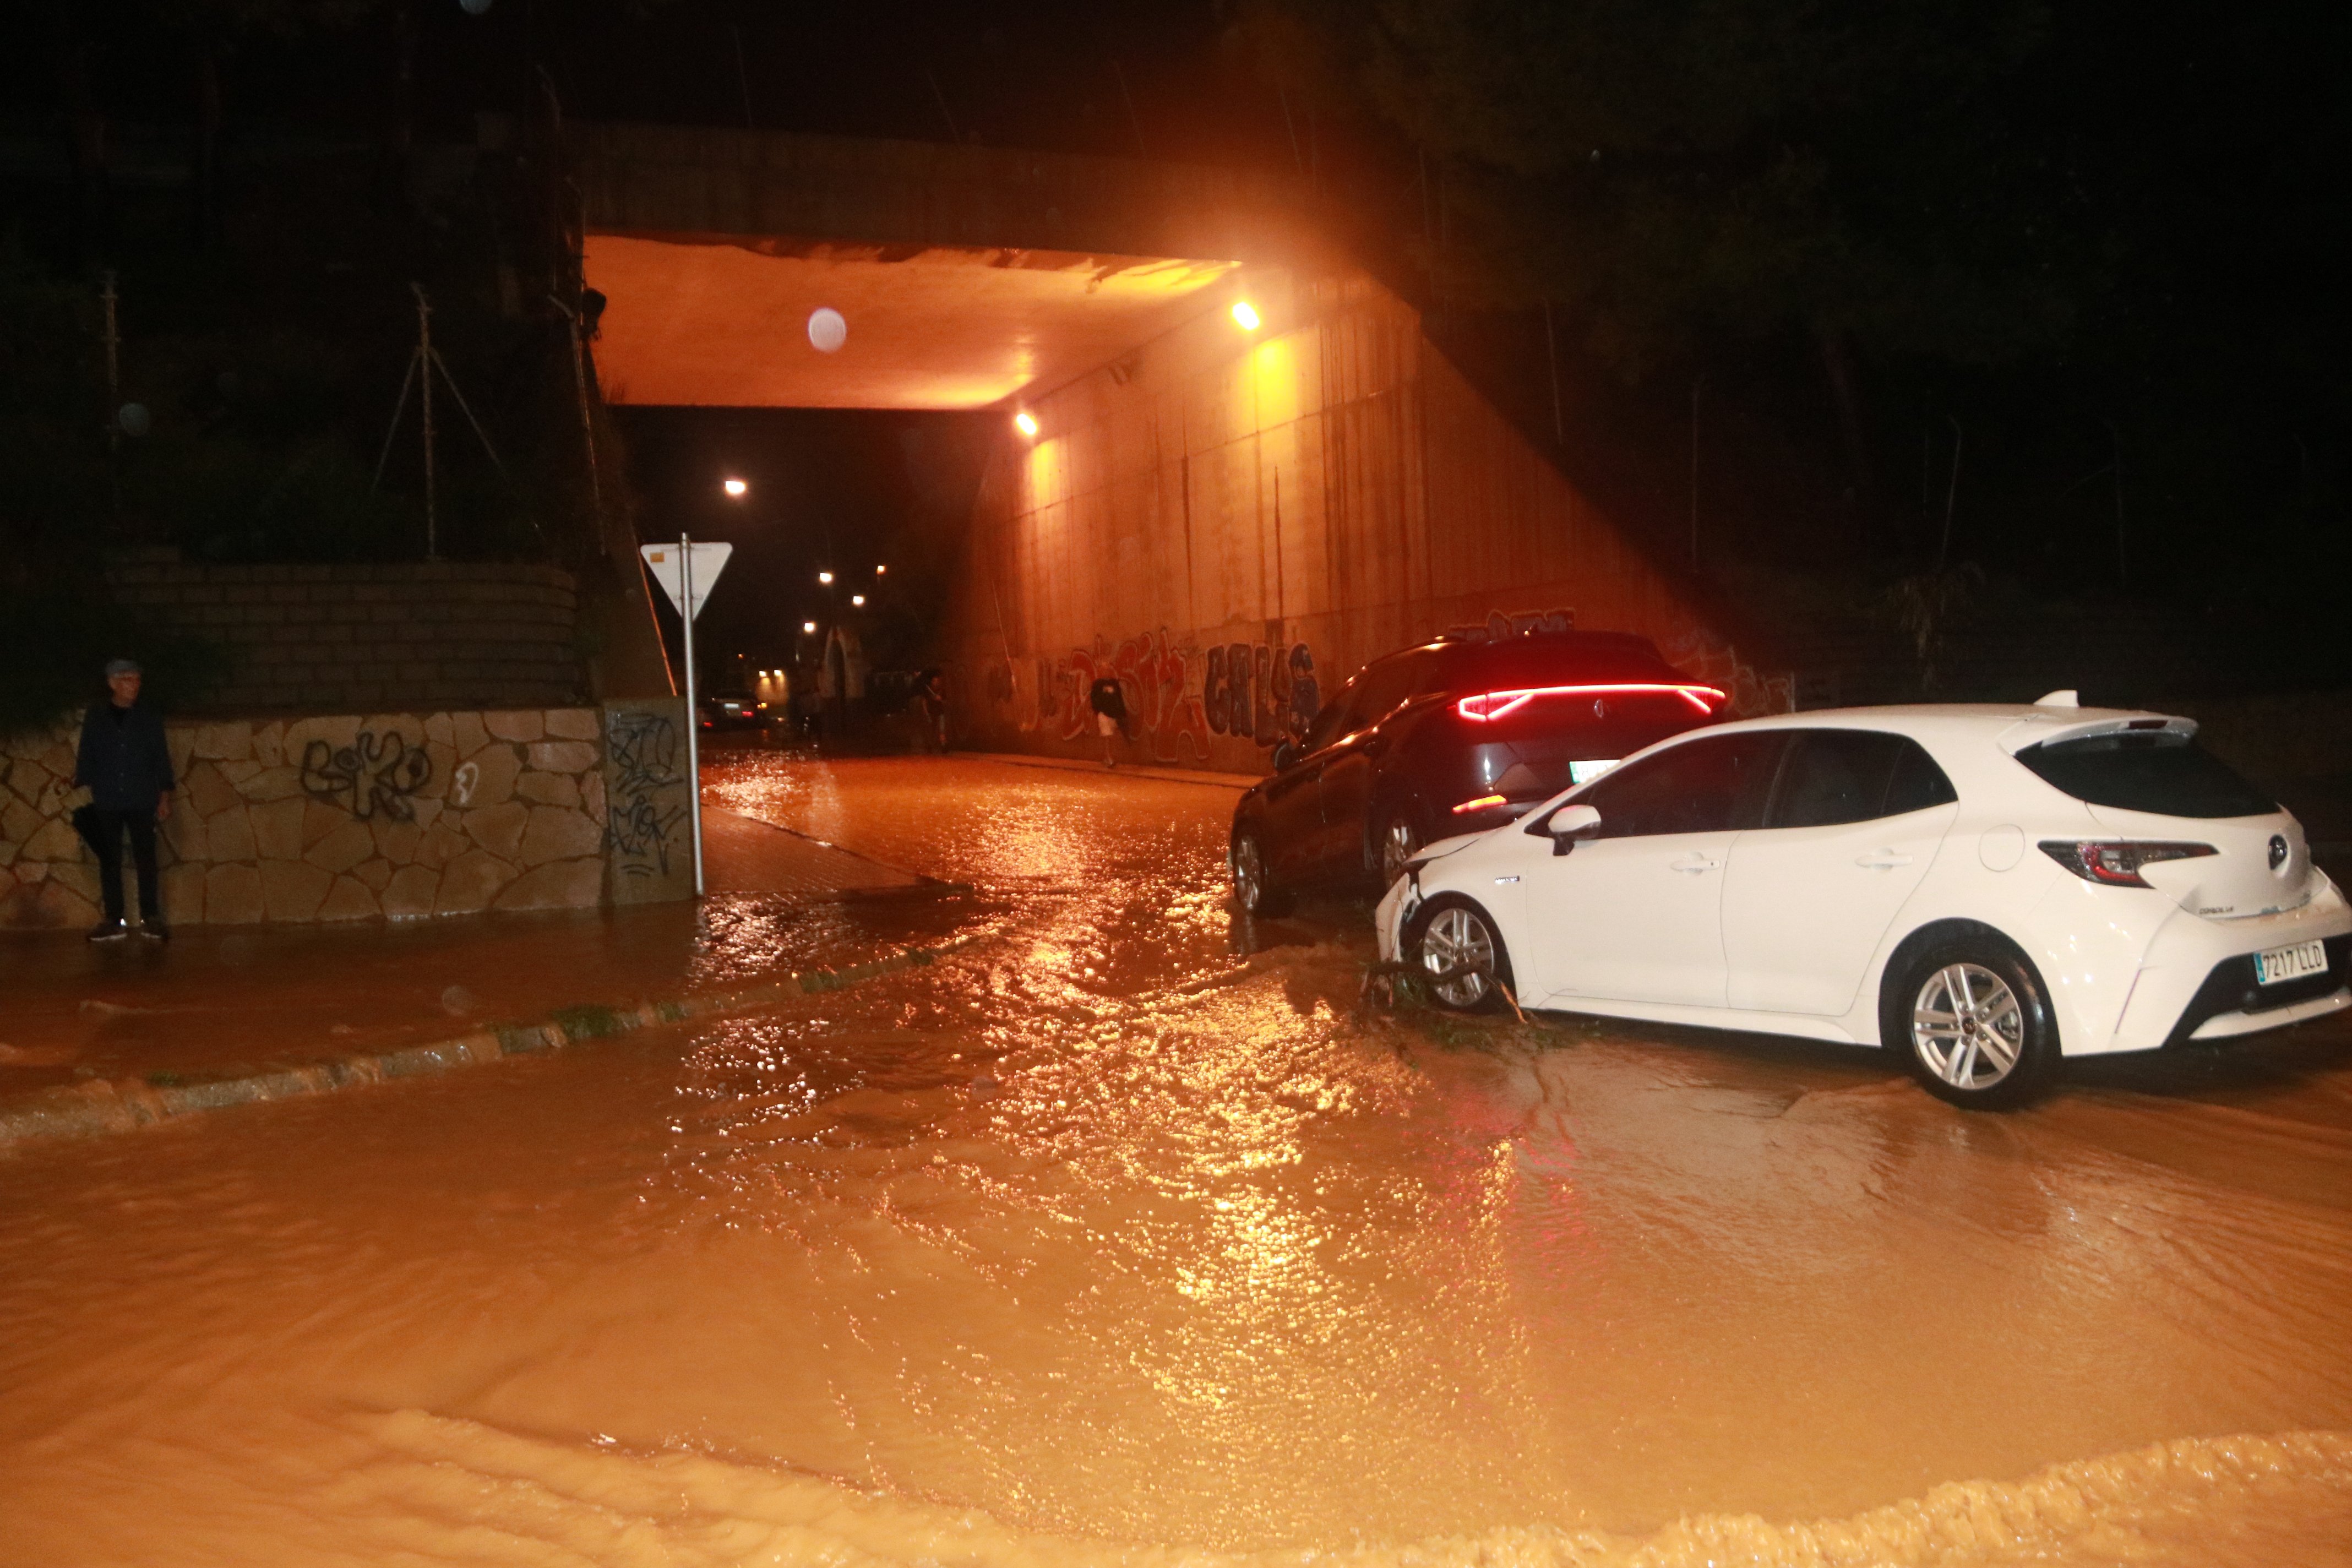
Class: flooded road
6,753,2351,1566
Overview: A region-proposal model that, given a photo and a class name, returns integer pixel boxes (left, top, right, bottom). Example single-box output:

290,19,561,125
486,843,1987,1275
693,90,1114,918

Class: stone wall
105,552,585,714
0,706,663,929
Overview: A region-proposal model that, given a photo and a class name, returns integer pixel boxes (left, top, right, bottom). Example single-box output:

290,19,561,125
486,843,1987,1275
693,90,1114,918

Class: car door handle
1668,852,1721,874
1855,850,1914,869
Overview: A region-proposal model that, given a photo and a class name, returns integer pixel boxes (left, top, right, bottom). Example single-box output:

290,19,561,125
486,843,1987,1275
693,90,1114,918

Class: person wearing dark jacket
73,658,176,941
1087,674,1128,767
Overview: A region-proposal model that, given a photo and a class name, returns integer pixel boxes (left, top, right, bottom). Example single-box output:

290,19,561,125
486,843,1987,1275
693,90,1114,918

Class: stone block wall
0,707,635,929
105,552,584,714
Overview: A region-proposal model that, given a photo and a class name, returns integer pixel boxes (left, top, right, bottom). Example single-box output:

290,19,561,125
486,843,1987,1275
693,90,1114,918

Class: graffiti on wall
604,708,686,878
1203,641,1319,748
298,731,433,820
1032,630,1216,761
979,631,1325,760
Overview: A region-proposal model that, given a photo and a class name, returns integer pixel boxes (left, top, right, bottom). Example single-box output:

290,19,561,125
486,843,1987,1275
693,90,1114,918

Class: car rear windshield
2015,731,2274,819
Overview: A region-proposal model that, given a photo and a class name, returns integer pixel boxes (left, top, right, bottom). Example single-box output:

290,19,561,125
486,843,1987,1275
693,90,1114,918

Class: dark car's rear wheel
1406,894,1513,1012
1375,805,1423,888
1231,830,1293,917
1884,937,2058,1109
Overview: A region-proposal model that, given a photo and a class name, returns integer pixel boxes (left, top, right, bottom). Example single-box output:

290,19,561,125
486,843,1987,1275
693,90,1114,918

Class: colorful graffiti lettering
980,631,1320,760
1033,630,1216,763
1202,642,1317,747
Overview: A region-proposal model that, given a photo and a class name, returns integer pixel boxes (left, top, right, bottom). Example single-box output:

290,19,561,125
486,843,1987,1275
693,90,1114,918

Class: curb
0,935,980,1151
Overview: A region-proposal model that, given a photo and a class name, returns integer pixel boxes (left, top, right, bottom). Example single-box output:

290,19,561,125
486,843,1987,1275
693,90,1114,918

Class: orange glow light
722,477,748,498
1013,410,1039,438
802,620,818,634
1231,301,1261,330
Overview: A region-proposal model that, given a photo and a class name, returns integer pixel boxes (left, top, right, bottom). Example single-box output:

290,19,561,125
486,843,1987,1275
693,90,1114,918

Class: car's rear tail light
1453,683,1727,722
1452,793,1507,815
2040,840,2217,888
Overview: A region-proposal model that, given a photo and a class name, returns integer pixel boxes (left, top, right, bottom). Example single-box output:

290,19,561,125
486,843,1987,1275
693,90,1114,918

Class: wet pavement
4,750,2351,1566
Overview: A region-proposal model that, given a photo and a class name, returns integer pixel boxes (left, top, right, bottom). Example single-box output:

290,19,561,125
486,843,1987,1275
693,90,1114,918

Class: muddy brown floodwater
5,752,2351,1566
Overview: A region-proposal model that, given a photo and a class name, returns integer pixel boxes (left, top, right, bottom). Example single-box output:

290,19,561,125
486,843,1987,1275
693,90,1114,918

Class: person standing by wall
915,667,948,754
1087,672,1128,767
72,658,176,941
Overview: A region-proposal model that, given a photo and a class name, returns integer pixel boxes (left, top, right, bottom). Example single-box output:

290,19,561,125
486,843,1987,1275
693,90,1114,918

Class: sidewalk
0,809,963,1097
958,751,1262,791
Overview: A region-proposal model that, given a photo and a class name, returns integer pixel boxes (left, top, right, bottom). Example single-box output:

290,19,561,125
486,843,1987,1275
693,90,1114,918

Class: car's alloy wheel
1378,810,1421,887
1911,963,2024,1091
1890,939,2056,1109
1230,831,1292,917
1411,896,1513,1012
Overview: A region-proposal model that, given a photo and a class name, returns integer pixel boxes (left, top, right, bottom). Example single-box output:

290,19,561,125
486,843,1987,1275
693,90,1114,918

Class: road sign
639,542,733,619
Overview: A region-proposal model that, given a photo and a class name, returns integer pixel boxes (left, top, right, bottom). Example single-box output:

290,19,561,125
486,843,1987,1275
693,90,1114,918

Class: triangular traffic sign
640,541,733,620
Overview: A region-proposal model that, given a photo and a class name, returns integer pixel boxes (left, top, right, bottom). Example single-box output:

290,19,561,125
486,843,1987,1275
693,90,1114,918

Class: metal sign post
640,538,734,899
680,533,703,895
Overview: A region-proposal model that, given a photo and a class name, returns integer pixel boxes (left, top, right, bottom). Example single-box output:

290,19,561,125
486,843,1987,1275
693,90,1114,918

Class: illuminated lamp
722,477,748,498
1013,410,1039,438
817,570,834,585
1231,301,1261,331
1455,683,1728,722
851,594,865,607
802,621,818,634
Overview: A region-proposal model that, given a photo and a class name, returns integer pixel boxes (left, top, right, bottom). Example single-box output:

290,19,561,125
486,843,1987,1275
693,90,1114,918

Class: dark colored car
698,690,771,731
1228,629,1726,913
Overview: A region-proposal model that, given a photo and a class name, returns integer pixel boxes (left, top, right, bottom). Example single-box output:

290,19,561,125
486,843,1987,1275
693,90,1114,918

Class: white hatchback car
1375,694,2350,1108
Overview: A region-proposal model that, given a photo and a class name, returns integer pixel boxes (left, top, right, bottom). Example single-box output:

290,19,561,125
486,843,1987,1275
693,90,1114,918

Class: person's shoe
86,919,128,942
138,918,171,942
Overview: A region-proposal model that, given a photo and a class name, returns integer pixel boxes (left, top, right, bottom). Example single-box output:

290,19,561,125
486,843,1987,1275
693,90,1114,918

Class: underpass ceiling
585,233,1244,409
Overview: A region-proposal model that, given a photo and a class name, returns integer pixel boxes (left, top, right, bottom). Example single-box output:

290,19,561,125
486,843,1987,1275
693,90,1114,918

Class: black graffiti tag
605,710,686,877
299,731,433,820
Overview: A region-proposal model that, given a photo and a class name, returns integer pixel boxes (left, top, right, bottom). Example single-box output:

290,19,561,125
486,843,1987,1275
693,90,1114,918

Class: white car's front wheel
1408,895,1515,1013
1889,938,2057,1109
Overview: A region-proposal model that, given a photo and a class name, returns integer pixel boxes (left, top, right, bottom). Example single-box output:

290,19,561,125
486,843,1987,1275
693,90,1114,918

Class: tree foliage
1250,0,2083,377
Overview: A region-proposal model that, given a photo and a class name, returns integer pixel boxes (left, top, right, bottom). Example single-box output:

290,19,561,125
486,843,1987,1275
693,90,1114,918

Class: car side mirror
1271,741,1299,772
1544,803,1602,856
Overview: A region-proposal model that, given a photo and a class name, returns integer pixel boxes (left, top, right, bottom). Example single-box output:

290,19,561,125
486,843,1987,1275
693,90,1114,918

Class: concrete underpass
576,124,1791,773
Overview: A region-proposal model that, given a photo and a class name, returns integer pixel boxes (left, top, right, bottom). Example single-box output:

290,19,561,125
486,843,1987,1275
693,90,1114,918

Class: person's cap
105,658,141,678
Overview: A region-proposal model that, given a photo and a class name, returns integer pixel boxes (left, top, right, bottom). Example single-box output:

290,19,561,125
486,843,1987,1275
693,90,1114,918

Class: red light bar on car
2039,840,2215,889
1454,683,1727,722
1451,793,1508,814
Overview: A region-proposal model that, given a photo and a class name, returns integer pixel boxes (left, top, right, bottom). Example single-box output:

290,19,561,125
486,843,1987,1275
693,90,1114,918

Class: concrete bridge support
943,271,1789,771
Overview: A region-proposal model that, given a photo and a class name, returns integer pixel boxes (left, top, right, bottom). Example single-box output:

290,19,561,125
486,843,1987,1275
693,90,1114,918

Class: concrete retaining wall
105,552,584,714
944,269,1789,771
0,701,693,928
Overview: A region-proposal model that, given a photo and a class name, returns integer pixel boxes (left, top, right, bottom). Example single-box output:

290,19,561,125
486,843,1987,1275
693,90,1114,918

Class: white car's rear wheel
1408,895,1513,1013
1891,939,2056,1109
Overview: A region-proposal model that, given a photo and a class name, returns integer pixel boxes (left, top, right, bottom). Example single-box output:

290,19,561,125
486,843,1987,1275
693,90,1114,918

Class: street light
802,620,818,634
851,594,865,607
1231,300,1261,331
722,477,748,498
1013,410,1038,438
816,570,834,585
875,564,887,576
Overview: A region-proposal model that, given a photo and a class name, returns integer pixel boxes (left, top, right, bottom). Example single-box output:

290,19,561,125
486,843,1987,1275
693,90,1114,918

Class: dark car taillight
2039,840,2217,889
1454,682,1724,722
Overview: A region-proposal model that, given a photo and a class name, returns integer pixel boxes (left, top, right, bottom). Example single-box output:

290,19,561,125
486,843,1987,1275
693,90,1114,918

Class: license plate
2254,938,2328,986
